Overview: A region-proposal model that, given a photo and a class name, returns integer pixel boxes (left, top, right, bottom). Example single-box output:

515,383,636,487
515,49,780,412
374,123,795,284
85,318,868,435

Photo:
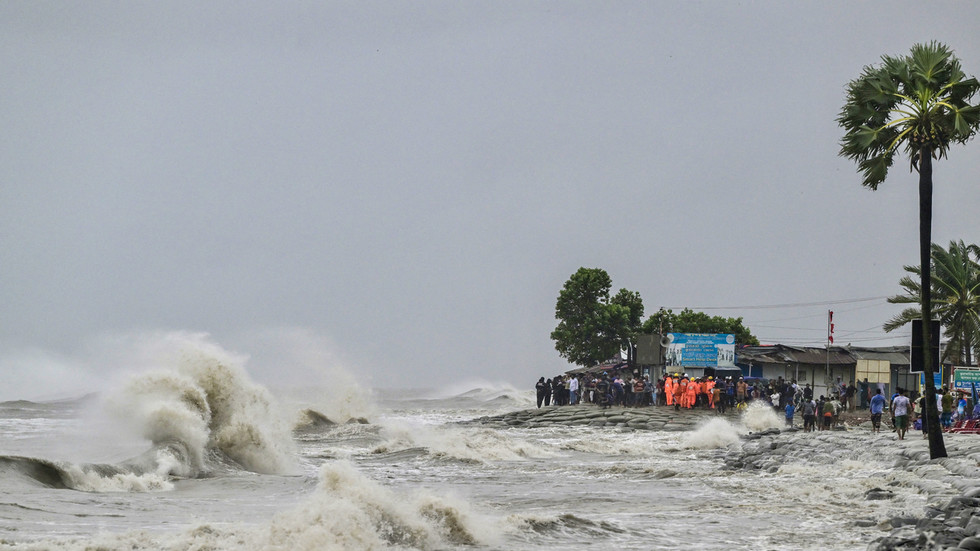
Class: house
735,344,917,399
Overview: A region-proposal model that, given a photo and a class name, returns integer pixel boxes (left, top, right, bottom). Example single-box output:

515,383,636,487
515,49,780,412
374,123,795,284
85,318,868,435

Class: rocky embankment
462,403,733,431
725,429,980,551
469,404,980,550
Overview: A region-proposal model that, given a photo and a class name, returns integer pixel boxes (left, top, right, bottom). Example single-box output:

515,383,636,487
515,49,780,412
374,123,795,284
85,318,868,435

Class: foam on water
256,460,500,549
681,404,783,449
681,417,742,449
97,334,297,483
374,421,558,462
740,401,784,432
4,460,502,551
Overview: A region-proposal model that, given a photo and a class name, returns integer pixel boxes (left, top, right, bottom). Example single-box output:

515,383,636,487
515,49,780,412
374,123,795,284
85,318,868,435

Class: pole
826,310,832,397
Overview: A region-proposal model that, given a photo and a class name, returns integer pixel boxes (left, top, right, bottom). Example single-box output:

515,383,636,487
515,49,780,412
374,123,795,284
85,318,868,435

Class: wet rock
958,536,980,550
916,517,943,532
866,488,896,501
888,517,917,529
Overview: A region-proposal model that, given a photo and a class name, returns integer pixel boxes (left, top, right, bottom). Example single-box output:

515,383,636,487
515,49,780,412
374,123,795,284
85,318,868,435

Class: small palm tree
885,240,980,366
839,42,980,459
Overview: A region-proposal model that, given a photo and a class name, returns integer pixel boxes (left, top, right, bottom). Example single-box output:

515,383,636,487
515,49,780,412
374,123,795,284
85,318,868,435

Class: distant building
735,344,925,399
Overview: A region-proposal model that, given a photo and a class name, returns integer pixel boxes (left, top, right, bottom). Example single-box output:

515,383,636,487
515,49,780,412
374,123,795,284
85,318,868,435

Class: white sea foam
679,403,785,449
741,401,784,432
682,417,742,449
256,460,500,549
101,333,297,480
4,460,501,550
375,420,558,462
60,464,174,492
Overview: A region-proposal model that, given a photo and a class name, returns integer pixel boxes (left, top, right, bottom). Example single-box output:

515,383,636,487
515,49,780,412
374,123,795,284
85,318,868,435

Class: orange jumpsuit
685,380,698,409
664,377,674,406
706,380,716,408
675,378,688,407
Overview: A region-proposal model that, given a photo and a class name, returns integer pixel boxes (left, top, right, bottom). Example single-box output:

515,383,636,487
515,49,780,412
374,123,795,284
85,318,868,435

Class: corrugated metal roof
736,345,900,366
847,346,911,365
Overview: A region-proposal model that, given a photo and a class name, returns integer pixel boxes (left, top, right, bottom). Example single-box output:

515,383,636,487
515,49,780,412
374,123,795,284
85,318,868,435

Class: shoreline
467,403,980,550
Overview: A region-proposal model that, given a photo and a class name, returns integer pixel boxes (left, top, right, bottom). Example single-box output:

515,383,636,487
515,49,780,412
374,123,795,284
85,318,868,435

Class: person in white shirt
891,388,912,440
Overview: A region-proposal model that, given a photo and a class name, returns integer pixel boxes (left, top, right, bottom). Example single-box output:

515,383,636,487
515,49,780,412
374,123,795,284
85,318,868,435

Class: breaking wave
4,461,502,550
680,403,784,449
102,335,296,479
0,334,298,492
740,401,784,432
682,417,742,449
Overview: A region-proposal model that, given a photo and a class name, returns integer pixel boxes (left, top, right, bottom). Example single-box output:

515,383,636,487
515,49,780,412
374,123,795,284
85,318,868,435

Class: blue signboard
665,333,736,368
919,372,942,389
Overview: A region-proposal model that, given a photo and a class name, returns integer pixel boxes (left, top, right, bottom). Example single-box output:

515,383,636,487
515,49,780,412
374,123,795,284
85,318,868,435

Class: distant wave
293,408,373,433
0,399,40,409
405,382,536,409
0,449,177,492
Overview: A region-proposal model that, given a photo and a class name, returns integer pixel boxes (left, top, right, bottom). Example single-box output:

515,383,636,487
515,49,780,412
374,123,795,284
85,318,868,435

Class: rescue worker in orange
674,375,687,411
705,376,716,408
664,374,674,406
684,376,697,409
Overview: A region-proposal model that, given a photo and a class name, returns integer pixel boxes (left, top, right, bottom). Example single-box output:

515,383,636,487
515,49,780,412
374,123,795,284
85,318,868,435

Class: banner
664,333,736,368
953,368,980,392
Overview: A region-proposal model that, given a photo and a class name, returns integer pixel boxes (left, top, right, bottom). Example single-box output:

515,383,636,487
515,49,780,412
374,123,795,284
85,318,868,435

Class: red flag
828,311,834,344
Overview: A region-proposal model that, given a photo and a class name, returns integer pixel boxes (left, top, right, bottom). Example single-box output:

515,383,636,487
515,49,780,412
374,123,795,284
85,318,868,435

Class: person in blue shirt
869,388,887,433
785,401,795,427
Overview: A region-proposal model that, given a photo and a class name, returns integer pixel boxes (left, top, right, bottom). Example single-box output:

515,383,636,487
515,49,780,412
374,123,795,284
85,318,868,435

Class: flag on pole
828,310,834,344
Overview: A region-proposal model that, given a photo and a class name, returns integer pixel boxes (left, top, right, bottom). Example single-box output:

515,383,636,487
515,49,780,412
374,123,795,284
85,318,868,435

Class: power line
664,296,889,311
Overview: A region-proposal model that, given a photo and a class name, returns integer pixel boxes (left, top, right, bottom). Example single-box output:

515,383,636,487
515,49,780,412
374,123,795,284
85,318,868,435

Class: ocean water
0,342,942,550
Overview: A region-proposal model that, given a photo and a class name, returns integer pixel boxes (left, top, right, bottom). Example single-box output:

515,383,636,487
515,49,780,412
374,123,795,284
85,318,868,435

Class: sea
0,340,941,550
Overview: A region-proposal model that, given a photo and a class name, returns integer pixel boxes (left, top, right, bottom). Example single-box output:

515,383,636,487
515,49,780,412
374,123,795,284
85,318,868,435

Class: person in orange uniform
705,377,716,408
685,377,698,409
664,374,674,406
675,375,687,411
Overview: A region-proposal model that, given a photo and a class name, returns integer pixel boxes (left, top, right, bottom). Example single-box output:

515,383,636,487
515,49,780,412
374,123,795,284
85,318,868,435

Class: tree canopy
551,268,643,368
838,41,980,190
641,308,759,346
884,240,980,366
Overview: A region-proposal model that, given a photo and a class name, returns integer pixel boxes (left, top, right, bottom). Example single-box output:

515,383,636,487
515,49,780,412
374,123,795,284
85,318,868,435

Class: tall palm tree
839,42,980,459
885,240,980,366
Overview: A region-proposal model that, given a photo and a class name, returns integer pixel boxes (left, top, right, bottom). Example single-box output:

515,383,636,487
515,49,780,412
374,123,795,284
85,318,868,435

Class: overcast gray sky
2,1,979,399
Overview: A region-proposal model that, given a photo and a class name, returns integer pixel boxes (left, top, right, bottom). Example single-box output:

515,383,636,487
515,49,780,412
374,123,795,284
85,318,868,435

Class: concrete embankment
462,403,737,431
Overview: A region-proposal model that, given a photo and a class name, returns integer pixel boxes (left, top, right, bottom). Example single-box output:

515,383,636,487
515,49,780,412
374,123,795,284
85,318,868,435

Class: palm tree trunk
920,150,947,459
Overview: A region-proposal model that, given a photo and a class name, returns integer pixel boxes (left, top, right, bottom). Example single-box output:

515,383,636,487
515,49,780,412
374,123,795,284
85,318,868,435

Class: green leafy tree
611,289,645,368
551,268,643,368
884,240,980,366
641,307,760,345
838,41,980,458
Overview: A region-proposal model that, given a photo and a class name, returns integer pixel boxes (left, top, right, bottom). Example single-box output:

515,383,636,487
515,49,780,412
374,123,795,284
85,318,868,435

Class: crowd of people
535,372,810,416
535,371,980,438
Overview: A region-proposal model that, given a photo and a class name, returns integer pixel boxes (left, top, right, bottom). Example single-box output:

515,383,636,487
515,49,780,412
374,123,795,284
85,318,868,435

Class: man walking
891,388,912,440
869,388,887,433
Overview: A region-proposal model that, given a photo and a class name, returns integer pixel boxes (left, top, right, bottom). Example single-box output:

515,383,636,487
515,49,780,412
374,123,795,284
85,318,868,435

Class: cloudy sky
2,1,979,399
